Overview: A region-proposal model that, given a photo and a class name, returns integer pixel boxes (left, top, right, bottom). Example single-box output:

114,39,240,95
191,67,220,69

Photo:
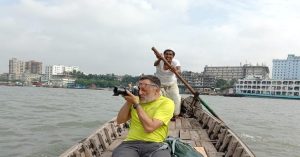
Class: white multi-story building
65,66,79,72
45,65,79,81
273,54,300,80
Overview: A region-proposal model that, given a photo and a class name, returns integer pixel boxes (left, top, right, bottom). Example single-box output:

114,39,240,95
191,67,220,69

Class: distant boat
235,78,300,100
59,96,255,157
223,93,245,97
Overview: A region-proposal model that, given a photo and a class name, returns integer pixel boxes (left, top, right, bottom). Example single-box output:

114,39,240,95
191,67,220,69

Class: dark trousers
112,141,171,157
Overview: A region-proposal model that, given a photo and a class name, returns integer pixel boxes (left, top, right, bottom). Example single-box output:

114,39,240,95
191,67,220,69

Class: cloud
1,0,300,76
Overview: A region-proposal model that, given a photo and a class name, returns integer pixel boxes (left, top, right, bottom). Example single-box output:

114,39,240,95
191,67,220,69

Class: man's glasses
137,83,158,88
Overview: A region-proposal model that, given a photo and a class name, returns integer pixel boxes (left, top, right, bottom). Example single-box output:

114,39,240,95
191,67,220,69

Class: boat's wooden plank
175,118,182,129
180,129,191,140
82,142,93,157
169,121,176,130
189,130,204,147
97,131,109,150
207,120,216,136
104,126,114,145
181,118,192,129
74,150,81,157
101,151,112,157
241,150,251,157
233,146,244,157
219,133,232,152
225,139,238,157
188,118,202,129
194,147,208,157
215,129,227,150
189,130,200,139
206,152,225,157
201,141,218,153
182,140,196,147
168,129,179,138
197,130,210,141
210,123,222,140
194,109,203,120
202,114,210,129
107,139,123,151
90,136,103,157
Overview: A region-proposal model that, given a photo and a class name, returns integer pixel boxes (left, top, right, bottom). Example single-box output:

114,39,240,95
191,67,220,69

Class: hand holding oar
151,47,221,120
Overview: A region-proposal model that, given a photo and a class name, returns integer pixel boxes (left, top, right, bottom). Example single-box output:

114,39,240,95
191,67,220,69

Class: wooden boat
60,96,255,157
60,48,255,157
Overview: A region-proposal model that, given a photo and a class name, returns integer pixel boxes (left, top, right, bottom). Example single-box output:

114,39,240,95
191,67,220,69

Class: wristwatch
133,103,140,109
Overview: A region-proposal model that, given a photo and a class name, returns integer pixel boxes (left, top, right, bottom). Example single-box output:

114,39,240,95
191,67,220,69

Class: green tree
215,79,237,90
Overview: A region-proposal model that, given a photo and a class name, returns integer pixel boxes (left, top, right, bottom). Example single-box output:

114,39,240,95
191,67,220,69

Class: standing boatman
154,49,181,117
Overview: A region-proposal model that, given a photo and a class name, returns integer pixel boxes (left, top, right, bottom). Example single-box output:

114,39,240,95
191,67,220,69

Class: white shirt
155,59,181,86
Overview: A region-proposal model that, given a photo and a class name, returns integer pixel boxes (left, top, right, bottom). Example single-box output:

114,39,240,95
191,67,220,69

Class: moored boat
235,78,300,100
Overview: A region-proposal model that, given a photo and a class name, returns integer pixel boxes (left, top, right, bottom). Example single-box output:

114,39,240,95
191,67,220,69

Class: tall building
203,65,269,81
273,54,300,80
180,71,216,87
9,58,25,74
25,60,42,74
9,58,25,80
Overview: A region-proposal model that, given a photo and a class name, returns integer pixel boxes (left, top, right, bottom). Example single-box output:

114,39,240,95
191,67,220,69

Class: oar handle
151,47,198,97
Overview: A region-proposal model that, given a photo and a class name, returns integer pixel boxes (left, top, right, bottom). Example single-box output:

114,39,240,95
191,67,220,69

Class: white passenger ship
235,77,300,99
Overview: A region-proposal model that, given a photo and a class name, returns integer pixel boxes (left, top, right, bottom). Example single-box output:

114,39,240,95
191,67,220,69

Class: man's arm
125,92,163,133
116,102,131,124
154,59,161,66
154,53,163,66
176,66,181,74
135,105,163,133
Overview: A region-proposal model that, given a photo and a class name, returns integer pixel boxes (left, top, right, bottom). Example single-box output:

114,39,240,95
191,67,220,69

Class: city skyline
1,0,300,75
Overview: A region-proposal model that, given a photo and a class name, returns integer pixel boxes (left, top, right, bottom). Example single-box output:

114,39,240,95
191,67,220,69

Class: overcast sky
1,0,300,76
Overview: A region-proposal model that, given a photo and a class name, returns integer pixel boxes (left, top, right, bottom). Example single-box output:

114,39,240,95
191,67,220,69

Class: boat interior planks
60,96,255,157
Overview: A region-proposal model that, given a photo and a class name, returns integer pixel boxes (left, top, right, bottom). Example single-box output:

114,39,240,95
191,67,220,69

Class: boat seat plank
189,130,200,140
181,118,192,129
168,129,179,138
182,140,196,147
180,129,191,140
189,130,201,146
201,141,218,155
169,121,176,130
175,118,182,129
197,130,210,141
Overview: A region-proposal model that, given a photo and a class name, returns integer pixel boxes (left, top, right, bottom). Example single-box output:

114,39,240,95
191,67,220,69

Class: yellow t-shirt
125,96,175,142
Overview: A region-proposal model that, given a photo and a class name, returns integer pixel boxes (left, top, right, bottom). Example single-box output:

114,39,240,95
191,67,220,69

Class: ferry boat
235,78,300,99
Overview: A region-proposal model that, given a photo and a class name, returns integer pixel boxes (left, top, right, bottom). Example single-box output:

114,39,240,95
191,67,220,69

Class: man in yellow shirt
112,75,174,157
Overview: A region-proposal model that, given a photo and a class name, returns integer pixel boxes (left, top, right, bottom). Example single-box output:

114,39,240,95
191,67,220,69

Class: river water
0,86,299,157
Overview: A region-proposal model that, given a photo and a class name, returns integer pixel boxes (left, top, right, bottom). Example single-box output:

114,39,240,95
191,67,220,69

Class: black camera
113,86,139,96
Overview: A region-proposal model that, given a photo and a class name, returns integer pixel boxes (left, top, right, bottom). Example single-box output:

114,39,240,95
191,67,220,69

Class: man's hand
155,53,163,60
124,90,139,105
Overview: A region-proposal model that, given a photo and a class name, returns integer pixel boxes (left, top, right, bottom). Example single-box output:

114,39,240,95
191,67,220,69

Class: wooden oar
151,47,221,120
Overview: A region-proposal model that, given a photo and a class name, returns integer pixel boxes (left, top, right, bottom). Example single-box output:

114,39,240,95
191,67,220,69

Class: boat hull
60,96,255,157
